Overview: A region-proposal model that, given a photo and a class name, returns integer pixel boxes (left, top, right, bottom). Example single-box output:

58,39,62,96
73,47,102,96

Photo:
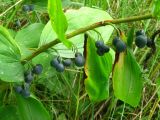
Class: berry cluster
135,30,152,48
22,4,34,12
15,64,43,98
50,52,85,72
95,40,110,56
112,37,127,53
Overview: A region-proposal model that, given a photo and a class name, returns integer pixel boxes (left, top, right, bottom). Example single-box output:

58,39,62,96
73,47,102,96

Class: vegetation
0,0,160,120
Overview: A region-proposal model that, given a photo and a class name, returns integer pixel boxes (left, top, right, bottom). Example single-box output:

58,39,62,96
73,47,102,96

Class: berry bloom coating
96,48,105,56
116,40,127,53
136,30,145,36
32,64,43,75
75,52,82,57
22,5,30,12
112,37,120,46
15,20,21,27
75,56,85,67
15,86,22,93
63,59,72,67
102,45,110,53
135,35,147,48
29,4,34,11
56,63,65,72
95,40,104,48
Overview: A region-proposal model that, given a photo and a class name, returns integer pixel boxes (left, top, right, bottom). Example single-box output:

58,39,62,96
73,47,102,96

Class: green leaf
0,26,24,82
112,49,143,107
15,23,45,48
84,36,112,101
127,27,135,48
0,105,20,120
16,95,50,120
40,7,114,58
153,0,160,19
48,0,72,48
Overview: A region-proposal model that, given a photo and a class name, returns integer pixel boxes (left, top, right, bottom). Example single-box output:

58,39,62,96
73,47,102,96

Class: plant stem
21,13,154,64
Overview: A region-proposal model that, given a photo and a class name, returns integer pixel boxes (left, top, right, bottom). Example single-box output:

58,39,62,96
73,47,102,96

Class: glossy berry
75,55,85,67
21,89,30,98
135,35,147,48
22,5,30,12
112,37,120,46
15,20,21,27
136,30,145,36
75,52,82,57
63,59,72,67
146,38,152,47
29,4,34,11
24,71,33,83
95,40,104,48
50,57,60,68
56,63,65,72
32,64,43,75
15,86,22,93
116,40,127,53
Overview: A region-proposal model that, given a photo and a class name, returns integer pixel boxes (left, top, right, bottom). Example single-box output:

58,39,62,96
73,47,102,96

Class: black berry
15,86,22,93
102,45,110,53
135,35,147,48
146,38,152,47
116,40,127,53
29,4,34,11
56,63,65,72
22,5,30,12
112,37,120,46
96,48,105,56
75,56,85,67
32,64,43,75
95,40,104,48
136,30,145,36
63,59,72,67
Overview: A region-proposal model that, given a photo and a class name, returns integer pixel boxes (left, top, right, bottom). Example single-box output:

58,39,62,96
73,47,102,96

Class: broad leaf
0,26,24,82
16,95,50,120
48,0,72,48
0,105,20,120
84,36,112,101
112,49,143,107
40,7,114,58
153,0,160,19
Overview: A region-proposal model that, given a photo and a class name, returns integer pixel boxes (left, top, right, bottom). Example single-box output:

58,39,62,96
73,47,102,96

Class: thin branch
21,13,154,64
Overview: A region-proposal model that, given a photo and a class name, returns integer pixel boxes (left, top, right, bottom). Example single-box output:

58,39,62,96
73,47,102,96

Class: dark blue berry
21,89,30,98
75,56,85,67
29,4,34,11
24,71,33,83
102,45,110,53
96,48,105,56
116,40,127,53
75,52,82,57
22,5,30,12
95,40,104,48
135,35,147,48
50,57,60,68
15,20,21,27
146,38,152,47
15,86,22,93
136,30,145,36
32,64,43,75
56,63,65,72
63,59,72,67
112,37,120,46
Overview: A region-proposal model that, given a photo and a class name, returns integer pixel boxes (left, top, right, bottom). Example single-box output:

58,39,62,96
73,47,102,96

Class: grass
0,0,160,120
